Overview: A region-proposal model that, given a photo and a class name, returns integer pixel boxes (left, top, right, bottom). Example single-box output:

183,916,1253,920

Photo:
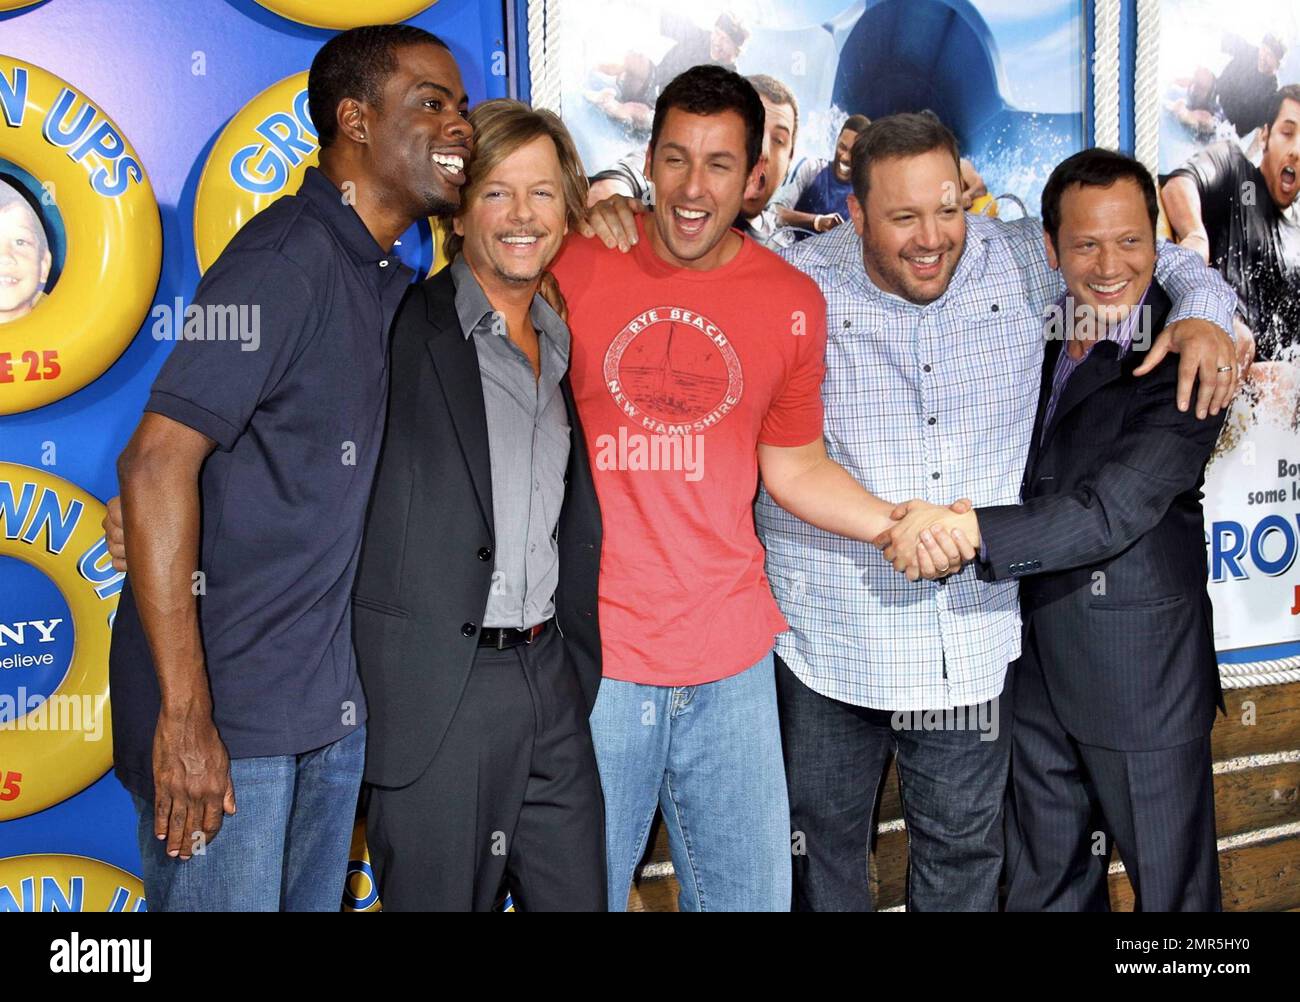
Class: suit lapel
1038,339,1124,453
1025,334,1061,481
1038,282,1172,452
421,270,495,537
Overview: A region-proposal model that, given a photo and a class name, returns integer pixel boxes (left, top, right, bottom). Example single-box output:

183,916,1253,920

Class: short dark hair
1262,32,1287,62
1040,147,1158,251
849,111,960,204
308,25,450,149
650,65,765,172
840,114,871,137
1266,83,1300,133
747,73,798,144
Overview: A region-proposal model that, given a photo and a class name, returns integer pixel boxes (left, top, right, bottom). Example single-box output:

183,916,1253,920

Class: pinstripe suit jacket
975,283,1227,751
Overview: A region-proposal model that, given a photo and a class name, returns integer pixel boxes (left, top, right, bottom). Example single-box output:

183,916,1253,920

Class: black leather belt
478,619,551,650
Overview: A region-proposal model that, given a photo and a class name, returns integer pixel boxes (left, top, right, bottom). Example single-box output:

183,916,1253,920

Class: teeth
1089,281,1126,293
0,276,15,285
675,208,707,219
912,254,940,265
432,153,464,173
501,236,537,245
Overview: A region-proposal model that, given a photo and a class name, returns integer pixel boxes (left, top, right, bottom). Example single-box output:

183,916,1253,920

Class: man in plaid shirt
754,113,1240,911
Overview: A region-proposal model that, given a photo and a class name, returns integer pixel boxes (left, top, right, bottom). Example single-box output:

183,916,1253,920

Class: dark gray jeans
776,654,1010,911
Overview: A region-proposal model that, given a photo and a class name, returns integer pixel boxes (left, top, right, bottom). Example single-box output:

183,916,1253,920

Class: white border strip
527,0,562,113
1093,0,1122,149
1133,0,1161,171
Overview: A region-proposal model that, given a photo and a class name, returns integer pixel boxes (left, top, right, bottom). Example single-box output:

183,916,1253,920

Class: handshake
871,498,982,582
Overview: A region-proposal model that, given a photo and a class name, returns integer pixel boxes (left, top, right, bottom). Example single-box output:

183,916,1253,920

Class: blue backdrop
0,0,507,892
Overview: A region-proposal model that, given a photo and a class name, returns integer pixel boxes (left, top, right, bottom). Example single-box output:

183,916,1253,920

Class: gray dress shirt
451,255,571,628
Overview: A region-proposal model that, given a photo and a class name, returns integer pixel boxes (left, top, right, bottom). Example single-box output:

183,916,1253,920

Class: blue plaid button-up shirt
755,215,1236,710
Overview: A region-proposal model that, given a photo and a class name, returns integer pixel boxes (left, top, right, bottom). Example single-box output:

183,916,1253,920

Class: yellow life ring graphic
0,1,44,12
0,56,161,415
194,71,446,275
0,854,145,911
0,463,119,820
254,1,437,30
343,819,381,912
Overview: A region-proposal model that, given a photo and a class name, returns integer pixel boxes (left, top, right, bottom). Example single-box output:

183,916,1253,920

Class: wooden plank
879,764,902,823
628,877,678,912
1212,684,1300,760
872,827,908,911
1214,761,1300,837
1109,833,1300,912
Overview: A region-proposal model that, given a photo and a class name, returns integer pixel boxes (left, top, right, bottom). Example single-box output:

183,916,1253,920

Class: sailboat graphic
622,321,729,419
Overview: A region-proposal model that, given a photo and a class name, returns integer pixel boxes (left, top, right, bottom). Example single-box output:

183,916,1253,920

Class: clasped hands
872,498,981,582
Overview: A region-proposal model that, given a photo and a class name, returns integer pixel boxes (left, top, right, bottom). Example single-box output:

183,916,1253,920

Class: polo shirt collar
298,166,398,266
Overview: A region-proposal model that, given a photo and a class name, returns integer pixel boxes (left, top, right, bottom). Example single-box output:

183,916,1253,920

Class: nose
509,190,535,224
1096,243,1117,276
682,159,708,201
446,111,473,145
918,213,941,250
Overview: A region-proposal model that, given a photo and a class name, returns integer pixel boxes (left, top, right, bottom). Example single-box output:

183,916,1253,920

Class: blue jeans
589,651,790,911
131,724,366,911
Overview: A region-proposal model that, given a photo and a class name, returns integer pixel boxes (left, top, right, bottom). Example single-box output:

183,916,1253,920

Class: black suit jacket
976,283,1226,751
352,267,602,789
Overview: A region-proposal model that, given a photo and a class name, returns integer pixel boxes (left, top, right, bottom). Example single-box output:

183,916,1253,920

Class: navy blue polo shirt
109,167,412,800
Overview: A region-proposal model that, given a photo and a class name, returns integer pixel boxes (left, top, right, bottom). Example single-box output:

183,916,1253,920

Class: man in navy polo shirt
108,25,473,911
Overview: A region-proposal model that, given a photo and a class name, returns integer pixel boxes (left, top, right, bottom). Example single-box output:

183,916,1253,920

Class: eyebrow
413,80,468,105
483,178,560,188
659,142,738,161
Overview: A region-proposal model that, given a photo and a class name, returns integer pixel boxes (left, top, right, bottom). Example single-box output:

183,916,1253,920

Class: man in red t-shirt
551,66,967,911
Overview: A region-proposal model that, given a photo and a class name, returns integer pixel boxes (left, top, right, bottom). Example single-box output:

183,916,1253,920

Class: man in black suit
353,99,606,911
882,148,1228,911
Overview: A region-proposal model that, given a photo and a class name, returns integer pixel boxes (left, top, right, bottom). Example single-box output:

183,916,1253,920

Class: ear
337,97,367,145
742,152,769,204
1042,228,1059,271
452,215,465,238
38,249,51,284
847,192,866,237
642,146,653,182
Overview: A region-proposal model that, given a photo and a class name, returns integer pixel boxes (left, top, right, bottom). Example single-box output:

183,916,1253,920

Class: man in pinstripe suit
885,148,1227,910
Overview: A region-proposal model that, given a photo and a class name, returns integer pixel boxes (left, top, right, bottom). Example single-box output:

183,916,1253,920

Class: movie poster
558,0,1085,234
1157,0,1300,653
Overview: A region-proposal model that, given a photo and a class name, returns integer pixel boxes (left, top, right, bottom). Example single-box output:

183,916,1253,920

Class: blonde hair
444,98,589,262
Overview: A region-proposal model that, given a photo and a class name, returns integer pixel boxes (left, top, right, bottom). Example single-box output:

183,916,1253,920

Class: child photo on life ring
0,176,53,325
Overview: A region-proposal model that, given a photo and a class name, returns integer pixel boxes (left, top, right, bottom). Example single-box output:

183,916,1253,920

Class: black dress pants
1003,625,1221,912
366,625,606,911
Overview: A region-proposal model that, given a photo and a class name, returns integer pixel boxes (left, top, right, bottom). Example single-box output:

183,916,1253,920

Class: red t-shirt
551,217,828,686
